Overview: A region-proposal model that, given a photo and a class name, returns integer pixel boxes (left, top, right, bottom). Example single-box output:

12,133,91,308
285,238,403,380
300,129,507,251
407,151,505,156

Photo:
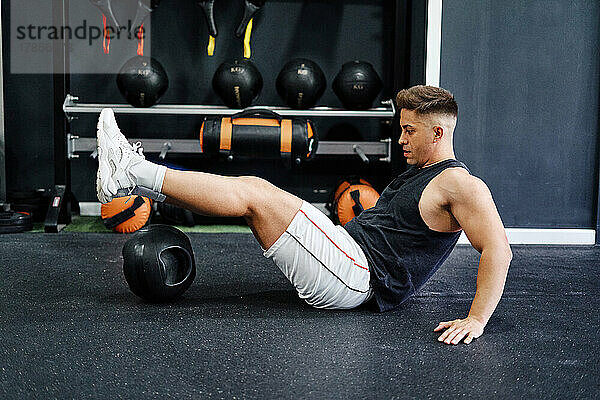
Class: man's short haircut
396,85,458,118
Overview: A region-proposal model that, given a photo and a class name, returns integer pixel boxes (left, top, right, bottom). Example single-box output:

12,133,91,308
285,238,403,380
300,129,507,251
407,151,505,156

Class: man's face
398,108,436,167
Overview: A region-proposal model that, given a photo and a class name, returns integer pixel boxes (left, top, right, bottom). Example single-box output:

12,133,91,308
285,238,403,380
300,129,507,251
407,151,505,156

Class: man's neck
422,153,456,168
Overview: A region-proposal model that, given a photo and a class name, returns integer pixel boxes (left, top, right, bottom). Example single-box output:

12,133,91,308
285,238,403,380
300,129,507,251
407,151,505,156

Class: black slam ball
276,58,326,109
122,224,196,302
117,56,169,108
332,61,383,110
212,59,263,109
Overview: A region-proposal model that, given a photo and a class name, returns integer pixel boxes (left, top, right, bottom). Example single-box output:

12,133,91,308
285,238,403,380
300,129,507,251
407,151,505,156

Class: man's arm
434,171,512,345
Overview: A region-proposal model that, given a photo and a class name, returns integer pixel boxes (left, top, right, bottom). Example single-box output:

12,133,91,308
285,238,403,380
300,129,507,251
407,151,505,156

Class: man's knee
238,175,271,189
237,176,298,217
236,176,275,215
238,176,274,199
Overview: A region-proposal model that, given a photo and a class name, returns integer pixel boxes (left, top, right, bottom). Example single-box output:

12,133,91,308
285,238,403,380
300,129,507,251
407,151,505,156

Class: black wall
440,0,600,228
2,1,57,195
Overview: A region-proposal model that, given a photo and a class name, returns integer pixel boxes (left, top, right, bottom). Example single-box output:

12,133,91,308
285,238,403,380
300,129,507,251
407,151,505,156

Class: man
96,85,512,345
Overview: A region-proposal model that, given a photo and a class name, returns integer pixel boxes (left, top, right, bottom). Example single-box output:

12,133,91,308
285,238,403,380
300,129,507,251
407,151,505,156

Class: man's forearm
467,247,512,325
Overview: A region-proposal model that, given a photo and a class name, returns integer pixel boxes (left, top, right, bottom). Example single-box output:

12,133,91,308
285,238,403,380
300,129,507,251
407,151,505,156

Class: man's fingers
450,329,469,345
437,325,458,342
437,328,450,341
444,328,465,345
464,333,474,344
444,329,461,344
434,318,484,345
433,320,453,332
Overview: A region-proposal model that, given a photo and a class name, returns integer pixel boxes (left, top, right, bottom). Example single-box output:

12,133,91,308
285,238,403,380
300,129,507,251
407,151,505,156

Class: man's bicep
450,178,508,253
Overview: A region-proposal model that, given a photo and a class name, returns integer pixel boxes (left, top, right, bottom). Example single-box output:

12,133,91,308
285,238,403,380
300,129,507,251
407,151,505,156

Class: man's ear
433,126,444,142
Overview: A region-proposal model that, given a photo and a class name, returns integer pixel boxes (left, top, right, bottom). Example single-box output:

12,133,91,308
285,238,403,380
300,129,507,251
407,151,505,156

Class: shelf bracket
63,94,79,122
159,142,172,160
353,145,369,163
379,138,392,163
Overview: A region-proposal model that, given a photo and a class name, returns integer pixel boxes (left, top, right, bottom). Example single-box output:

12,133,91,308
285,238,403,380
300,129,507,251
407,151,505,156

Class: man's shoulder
434,167,490,203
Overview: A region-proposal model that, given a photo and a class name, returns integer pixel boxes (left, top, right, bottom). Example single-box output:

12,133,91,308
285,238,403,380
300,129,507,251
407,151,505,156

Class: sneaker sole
96,112,133,203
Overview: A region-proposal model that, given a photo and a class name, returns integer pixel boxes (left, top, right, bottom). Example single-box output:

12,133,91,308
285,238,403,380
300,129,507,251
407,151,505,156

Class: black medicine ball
332,61,382,110
157,203,196,227
276,58,326,109
117,56,169,108
212,59,263,109
122,224,196,302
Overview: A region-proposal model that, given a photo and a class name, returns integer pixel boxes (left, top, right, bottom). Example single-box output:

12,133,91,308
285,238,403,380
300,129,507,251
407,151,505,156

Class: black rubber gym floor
1,233,598,399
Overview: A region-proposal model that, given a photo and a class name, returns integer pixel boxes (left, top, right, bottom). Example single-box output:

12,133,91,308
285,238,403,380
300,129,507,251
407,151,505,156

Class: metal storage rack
63,95,395,162
63,95,396,119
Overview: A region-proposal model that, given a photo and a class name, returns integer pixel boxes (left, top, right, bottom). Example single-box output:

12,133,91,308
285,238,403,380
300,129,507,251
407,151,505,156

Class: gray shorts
263,201,373,309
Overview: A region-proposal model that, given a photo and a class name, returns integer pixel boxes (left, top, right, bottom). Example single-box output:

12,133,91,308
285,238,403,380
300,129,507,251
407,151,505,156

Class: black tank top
344,159,470,312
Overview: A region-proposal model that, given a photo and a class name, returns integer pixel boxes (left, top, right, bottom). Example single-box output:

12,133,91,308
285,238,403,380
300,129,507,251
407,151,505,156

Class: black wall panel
440,0,600,228
2,0,54,193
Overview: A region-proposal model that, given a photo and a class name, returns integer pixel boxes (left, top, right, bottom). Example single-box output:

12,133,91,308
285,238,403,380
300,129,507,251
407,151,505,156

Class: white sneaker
96,108,165,203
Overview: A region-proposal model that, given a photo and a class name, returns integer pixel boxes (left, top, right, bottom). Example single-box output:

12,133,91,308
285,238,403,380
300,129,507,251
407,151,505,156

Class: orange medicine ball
101,195,152,233
332,178,380,226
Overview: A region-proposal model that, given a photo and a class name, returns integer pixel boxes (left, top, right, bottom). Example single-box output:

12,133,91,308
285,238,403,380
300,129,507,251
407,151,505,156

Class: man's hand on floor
434,316,485,345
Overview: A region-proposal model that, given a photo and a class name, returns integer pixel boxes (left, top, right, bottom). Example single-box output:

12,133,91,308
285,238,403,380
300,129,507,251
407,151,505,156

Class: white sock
130,160,167,192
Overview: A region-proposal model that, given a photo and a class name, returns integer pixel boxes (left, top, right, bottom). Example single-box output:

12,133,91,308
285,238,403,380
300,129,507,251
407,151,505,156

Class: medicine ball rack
63,95,394,163
45,0,428,233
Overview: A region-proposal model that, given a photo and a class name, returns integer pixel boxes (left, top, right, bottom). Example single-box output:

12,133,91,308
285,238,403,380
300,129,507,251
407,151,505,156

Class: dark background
441,0,600,228
3,0,600,228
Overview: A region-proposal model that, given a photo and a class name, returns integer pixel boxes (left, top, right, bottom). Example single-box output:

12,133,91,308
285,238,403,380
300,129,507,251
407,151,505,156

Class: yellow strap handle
207,35,216,56
243,18,253,59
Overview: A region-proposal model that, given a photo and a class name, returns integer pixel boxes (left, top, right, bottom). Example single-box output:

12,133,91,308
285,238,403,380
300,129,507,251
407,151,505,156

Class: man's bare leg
95,108,300,249
160,169,303,250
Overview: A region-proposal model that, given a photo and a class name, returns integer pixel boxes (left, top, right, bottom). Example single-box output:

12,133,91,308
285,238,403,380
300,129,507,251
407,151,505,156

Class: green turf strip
58,216,251,233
